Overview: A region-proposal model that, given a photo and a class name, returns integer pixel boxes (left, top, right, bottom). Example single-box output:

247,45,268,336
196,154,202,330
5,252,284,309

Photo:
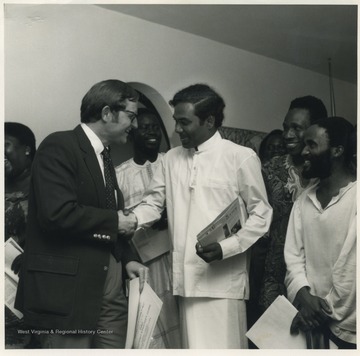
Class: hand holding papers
125,278,163,349
246,295,307,349
197,197,248,247
5,238,23,319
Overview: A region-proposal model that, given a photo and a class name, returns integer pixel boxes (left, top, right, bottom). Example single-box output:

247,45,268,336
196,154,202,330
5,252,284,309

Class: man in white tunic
284,117,356,349
115,108,181,348
118,84,272,348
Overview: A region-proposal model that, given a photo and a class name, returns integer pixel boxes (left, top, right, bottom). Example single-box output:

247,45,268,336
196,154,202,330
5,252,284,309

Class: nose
301,145,309,157
175,122,183,134
131,118,138,129
283,128,295,140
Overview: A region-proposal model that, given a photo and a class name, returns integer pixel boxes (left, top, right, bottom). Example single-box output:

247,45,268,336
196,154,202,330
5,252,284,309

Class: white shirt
115,154,165,208
81,123,105,182
284,181,356,344
133,131,272,299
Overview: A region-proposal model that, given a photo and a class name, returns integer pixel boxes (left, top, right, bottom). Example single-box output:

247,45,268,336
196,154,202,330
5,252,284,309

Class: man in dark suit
15,79,147,348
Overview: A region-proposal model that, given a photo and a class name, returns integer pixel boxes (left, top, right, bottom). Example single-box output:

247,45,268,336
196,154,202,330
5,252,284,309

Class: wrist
130,211,138,231
295,286,311,305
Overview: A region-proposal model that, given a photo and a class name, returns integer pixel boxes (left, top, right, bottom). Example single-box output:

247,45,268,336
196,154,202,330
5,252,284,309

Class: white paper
125,278,141,348
5,274,23,319
246,295,307,349
125,278,163,349
5,237,23,283
197,197,248,246
4,238,24,319
132,228,171,263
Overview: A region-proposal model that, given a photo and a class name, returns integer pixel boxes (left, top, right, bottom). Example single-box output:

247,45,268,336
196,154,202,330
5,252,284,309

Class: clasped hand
290,287,331,334
195,242,223,263
125,261,149,293
117,209,137,239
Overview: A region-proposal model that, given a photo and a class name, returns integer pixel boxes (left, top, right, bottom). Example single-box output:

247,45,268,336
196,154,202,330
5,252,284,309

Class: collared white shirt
81,123,106,182
133,131,272,299
285,181,356,344
115,154,165,209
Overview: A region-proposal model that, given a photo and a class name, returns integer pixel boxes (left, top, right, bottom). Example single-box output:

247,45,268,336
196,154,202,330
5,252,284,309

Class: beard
302,149,332,179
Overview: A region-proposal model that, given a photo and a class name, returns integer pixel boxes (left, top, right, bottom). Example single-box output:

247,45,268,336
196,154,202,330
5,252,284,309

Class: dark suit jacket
15,125,137,330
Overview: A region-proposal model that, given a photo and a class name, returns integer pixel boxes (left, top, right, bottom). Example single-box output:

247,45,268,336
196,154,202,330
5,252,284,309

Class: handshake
117,210,138,239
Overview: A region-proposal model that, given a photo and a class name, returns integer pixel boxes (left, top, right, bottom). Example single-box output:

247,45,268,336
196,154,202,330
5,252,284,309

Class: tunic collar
191,131,222,154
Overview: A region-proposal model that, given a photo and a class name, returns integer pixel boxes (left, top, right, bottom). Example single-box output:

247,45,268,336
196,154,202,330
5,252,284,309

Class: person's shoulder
220,137,256,156
295,182,318,205
164,145,185,158
39,129,76,149
115,158,133,174
263,154,287,172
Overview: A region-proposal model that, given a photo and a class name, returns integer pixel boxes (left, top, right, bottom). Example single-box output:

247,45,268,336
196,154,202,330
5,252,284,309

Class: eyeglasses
119,109,138,123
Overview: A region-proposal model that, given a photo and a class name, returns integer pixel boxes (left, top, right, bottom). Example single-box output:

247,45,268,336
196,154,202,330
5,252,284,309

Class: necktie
101,147,117,210
101,147,126,262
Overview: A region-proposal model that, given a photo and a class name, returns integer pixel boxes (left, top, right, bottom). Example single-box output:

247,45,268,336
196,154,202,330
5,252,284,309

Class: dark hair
259,129,283,161
169,84,225,128
289,96,328,124
137,108,160,121
5,122,36,160
80,80,139,123
315,116,356,168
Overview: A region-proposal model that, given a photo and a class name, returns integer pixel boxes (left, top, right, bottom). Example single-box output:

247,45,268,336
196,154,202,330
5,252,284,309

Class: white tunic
284,181,356,344
133,131,272,299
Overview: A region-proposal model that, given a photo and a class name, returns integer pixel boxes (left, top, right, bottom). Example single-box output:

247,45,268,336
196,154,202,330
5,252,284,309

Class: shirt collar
192,131,222,153
81,123,105,155
307,180,356,211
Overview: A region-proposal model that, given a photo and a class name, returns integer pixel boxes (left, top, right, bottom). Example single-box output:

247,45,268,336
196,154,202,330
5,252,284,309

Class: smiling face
5,135,30,179
173,102,213,149
105,99,138,146
282,108,311,157
302,124,332,179
133,113,162,154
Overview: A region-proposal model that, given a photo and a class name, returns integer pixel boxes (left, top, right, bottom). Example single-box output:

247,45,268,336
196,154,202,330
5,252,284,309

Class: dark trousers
39,254,128,348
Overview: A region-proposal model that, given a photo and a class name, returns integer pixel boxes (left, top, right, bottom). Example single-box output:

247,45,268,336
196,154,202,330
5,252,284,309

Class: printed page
5,273,23,319
5,238,23,283
132,228,172,263
125,278,141,349
133,281,163,349
246,295,307,349
197,197,248,246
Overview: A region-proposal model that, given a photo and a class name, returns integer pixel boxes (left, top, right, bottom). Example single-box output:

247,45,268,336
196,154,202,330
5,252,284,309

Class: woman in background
258,129,285,163
5,122,37,348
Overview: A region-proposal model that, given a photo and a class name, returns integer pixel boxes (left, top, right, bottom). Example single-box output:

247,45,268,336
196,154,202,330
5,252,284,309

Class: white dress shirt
81,123,106,181
285,181,356,344
115,154,164,208
133,131,272,299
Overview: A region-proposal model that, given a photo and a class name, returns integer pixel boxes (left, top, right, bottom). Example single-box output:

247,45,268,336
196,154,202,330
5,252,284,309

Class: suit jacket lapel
74,125,107,208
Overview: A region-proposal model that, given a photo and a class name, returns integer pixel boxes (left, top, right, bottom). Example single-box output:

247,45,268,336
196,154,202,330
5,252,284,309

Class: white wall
5,4,357,149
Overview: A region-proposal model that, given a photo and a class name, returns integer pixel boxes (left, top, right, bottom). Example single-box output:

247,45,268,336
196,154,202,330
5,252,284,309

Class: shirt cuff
219,236,242,259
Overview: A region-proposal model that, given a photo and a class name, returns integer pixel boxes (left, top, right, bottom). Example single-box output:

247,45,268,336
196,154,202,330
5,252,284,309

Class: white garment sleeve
132,158,165,228
219,153,273,259
284,200,310,303
323,214,356,329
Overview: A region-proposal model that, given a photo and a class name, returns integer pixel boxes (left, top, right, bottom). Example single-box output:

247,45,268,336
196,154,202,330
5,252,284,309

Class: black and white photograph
3,1,357,352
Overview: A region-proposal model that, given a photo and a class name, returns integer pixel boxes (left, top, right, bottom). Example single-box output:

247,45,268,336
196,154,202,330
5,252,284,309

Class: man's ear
205,115,215,129
25,146,31,156
101,106,112,122
331,145,344,158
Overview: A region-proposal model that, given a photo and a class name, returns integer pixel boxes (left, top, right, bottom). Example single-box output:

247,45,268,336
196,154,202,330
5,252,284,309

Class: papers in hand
125,278,163,349
246,295,307,349
5,238,23,319
131,228,172,263
197,197,248,246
